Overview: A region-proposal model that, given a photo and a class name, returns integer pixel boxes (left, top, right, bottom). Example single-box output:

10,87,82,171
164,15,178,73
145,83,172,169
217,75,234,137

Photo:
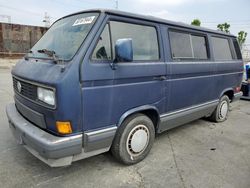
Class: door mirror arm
110,59,117,70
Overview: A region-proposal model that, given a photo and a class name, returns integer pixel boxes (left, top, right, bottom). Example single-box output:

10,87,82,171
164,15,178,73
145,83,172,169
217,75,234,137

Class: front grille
13,77,37,100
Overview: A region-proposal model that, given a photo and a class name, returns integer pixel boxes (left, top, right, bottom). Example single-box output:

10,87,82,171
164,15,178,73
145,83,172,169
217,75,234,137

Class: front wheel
111,113,155,165
209,95,230,122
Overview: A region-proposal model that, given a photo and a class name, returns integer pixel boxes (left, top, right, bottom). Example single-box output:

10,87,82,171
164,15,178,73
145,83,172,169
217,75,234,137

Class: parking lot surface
0,68,249,188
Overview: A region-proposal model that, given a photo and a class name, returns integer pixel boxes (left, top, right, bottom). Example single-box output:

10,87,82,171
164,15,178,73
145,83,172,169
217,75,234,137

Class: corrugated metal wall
0,23,48,58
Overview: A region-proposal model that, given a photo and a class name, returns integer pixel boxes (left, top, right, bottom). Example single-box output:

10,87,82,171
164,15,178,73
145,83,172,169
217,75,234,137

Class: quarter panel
212,61,243,99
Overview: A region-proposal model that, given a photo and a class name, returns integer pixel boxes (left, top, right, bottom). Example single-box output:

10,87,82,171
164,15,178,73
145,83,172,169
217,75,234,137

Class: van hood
11,58,67,85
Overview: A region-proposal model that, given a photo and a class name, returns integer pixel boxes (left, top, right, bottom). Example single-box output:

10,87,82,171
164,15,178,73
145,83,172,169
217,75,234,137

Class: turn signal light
234,86,241,93
56,121,72,134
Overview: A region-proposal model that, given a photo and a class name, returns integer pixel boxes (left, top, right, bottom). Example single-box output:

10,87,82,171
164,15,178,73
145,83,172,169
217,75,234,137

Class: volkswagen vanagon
6,9,243,167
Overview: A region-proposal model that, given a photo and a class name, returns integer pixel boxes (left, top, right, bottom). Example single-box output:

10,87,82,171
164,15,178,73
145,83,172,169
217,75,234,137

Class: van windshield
29,12,99,61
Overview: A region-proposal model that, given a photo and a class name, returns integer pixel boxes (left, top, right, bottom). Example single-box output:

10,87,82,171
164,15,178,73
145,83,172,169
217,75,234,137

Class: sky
0,0,249,45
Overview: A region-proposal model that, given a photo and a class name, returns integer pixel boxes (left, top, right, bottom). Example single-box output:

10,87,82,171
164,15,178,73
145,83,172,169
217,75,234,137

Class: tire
111,113,155,165
209,95,230,122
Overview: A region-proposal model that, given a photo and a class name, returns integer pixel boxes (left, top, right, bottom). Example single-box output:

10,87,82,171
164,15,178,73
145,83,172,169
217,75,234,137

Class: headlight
37,87,55,106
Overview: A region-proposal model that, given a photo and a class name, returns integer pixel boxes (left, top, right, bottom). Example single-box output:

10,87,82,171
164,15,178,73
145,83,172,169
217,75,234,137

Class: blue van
6,9,243,167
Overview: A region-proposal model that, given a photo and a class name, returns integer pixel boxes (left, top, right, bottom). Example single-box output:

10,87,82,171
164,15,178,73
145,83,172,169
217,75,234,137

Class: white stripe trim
167,71,243,81
85,126,117,136
160,100,219,118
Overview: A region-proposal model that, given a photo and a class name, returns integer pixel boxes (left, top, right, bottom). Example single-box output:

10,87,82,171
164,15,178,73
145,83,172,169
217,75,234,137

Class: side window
212,37,233,61
232,39,242,60
169,31,192,58
92,24,112,61
169,30,208,60
192,35,208,59
110,21,159,61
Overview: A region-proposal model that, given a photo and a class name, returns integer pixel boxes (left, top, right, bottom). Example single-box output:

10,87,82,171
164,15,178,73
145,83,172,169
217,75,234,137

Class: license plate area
9,121,24,145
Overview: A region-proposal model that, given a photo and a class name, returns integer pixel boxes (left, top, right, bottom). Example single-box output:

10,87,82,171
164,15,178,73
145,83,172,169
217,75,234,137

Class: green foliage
191,19,201,26
217,22,230,33
191,20,248,50
237,31,248,49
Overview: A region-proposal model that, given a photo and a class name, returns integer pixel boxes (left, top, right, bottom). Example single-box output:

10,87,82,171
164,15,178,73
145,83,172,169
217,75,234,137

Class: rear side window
110,21,159,61
192,35,208,59
169,32,192,58
169,31,208,60
232,39,242,60
212,37,233,60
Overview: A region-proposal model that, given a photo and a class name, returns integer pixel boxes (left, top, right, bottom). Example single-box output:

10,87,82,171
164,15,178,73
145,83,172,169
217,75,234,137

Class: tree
191,19,201,26
217,22,230,33
237,31,248,49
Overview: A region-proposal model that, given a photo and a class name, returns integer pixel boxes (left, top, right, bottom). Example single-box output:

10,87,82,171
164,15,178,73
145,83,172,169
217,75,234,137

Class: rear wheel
209,95,230,122
111,113,155,165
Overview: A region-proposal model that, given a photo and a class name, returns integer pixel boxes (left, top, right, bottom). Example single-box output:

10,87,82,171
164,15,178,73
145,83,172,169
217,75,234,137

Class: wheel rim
219,101,228,119
126,124,149,157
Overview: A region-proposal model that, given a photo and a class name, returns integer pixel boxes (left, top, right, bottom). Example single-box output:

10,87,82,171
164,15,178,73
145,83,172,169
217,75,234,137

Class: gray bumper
6,103,83,166
233,92,243,102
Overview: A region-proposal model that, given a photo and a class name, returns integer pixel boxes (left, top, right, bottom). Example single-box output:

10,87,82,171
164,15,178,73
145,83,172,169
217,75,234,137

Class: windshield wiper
37,49,62,64
38,49,56,60
37,49,55,57
24,50,33,60
37,49,66,72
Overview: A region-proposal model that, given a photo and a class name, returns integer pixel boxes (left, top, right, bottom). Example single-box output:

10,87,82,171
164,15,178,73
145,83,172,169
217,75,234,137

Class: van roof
63,9,236,38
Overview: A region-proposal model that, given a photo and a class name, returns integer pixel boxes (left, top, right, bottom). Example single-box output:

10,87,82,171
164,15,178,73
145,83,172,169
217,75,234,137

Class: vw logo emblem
17,81,22,93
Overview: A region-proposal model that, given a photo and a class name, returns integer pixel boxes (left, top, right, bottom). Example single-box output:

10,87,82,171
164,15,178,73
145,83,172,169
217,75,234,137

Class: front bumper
6,103,83,166
233,91,243,102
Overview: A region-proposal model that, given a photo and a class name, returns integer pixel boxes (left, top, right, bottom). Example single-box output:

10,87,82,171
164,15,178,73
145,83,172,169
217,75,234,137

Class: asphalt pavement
0,68,249,188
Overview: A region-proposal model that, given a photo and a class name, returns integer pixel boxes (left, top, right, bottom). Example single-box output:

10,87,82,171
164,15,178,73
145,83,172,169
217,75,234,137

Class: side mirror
115,38,133,63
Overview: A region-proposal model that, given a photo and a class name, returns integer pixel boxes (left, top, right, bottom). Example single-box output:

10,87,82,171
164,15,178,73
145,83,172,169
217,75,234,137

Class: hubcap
219,101,228,119
127,124,149,156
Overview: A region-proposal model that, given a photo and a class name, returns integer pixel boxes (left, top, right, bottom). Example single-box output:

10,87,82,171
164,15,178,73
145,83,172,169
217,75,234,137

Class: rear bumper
6,103,83,166
233,91,243,102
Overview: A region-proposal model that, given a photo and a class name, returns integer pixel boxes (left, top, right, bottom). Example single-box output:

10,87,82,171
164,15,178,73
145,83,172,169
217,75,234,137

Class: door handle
153,76,167,81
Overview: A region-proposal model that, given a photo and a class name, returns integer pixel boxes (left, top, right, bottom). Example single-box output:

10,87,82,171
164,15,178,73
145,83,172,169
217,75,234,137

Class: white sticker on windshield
72,16,95,26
